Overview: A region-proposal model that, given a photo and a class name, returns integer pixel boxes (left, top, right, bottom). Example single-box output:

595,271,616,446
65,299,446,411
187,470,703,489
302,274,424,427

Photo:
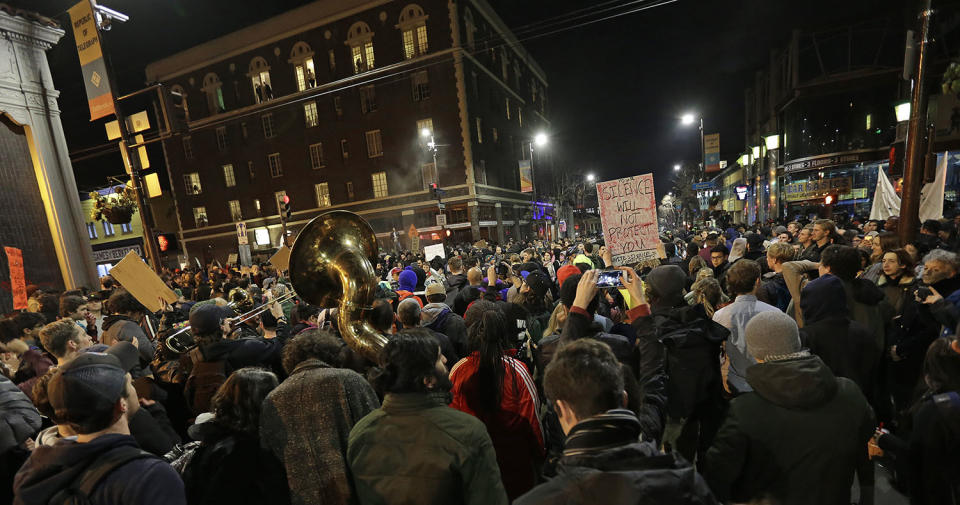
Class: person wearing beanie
422,282,467,356
704,310,875,505
556,264,581,288
798,275,880,407
397,268,418,293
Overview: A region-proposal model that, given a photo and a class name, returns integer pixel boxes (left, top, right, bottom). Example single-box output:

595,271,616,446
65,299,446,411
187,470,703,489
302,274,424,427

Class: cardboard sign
227,253,238,265
596,174,662,266
423,243,446,261
269,245,291,272
4,247,26,310
109,251,177,312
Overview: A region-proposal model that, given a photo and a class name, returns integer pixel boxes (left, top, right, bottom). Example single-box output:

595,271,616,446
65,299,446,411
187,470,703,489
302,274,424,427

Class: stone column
468,200,480,240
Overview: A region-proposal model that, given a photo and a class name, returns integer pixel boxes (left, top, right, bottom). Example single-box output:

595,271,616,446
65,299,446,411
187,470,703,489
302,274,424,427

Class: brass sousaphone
288,210,388,363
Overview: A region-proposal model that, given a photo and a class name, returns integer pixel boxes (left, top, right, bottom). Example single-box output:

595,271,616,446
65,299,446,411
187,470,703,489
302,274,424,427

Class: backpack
183,347,227,416
654,306,728,419
48,446,153,505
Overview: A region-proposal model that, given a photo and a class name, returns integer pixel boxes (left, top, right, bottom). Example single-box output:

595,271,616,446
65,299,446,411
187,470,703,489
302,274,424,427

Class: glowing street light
681,113,696,125
420,127,431,137
673,164,681,171
586,173,595,182
534,132,549,147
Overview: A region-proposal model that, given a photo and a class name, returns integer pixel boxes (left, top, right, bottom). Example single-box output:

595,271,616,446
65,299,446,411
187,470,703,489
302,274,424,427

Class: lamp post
681,113,705,181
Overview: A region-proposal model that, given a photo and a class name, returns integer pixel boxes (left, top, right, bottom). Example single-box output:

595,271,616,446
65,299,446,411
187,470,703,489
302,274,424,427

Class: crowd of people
1,213,959,505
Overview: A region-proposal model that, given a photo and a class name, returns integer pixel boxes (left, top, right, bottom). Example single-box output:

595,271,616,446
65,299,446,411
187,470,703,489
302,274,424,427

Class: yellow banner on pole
69,0,115,121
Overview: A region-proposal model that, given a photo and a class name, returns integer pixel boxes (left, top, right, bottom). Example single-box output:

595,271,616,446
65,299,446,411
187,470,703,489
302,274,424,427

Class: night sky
19,0,905,197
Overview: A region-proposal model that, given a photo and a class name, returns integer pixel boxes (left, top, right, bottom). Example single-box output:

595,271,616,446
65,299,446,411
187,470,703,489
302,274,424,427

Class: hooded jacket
13,433,185,505
444,273,469,307
704,355,874,505
515,410,717,505
101,315,155,367
422,302,467,356
799,275,881,403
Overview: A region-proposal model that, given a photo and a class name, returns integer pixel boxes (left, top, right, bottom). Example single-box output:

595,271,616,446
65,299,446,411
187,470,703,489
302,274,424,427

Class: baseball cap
425,282,446,297
523,271,551,298
48,352,128,423
83,341,139,372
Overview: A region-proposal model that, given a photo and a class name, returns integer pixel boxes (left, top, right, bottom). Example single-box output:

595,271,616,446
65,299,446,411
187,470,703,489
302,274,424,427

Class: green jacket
347,392,508,505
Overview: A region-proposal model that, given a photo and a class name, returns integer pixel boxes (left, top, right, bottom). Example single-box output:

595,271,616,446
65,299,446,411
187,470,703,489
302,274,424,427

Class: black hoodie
704,356,875,505
13,433,184,505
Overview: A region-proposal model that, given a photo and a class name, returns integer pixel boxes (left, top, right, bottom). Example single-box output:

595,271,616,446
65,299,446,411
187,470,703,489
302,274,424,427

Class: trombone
164,289,296,354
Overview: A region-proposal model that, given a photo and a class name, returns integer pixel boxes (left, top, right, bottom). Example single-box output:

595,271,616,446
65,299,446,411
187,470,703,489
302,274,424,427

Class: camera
915,286,933,300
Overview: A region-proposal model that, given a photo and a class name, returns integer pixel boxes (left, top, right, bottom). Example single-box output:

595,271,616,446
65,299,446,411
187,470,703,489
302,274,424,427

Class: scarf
562,408,642,458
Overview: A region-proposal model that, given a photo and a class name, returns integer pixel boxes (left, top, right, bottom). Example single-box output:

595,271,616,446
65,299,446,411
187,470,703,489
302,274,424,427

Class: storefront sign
68,0,115,121
782,149,886,173
4,247,26,310
92,244,143,263
735,185,749,200
597,174,663,266
784,177,852,202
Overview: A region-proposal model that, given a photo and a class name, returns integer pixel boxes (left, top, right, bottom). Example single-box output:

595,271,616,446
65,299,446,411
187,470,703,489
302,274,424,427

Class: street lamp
680,112,705,182
534,132,549,147
586,173,595,182
673,164,681,171
894,101,911,122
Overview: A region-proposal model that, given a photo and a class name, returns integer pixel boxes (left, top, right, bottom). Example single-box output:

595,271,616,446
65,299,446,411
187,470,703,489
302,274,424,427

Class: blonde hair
766,242,796,264
543,303,568,338
691,277,723,317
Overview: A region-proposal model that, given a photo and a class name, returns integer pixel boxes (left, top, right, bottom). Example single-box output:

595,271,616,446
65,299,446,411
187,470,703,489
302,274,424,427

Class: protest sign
423,243,445,261
109,251,177,312
596,174,663,267
4,247,26,310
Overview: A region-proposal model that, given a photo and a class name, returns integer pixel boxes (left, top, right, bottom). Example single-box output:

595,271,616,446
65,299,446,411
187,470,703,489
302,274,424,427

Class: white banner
869,166,900,221
919,153,947,221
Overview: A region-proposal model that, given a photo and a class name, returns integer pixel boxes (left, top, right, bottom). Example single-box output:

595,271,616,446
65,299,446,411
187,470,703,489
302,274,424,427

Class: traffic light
281,195,292,220
160,85,188,133
156,233,178,253
824,194,836,205
429,182,438,199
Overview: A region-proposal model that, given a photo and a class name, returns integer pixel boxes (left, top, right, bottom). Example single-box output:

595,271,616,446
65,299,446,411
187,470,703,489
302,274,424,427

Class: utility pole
900,0,933,244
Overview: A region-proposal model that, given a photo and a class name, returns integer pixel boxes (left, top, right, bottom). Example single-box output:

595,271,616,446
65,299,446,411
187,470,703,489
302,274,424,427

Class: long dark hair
211,367,278,437
923,337,960,394
466,309,509,415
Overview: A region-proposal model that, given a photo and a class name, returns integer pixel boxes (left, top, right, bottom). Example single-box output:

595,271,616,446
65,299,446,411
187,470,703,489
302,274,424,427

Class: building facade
145,0,549,264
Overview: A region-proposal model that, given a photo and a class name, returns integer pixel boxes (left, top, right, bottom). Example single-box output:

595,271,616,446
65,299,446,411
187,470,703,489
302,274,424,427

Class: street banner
4,247,26,310
704,133,721,173
920,153,948,221
424,243,445,261
519,160,533,193
269,245,291,272
869,166,900,221
68,0,115,121
239,244,252,267
596,174,664,267
109,251,177,313
236,222,248,245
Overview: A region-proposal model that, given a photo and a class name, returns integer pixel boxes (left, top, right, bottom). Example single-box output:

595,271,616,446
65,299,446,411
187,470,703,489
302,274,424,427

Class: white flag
869,166,900,221
919,153,948,222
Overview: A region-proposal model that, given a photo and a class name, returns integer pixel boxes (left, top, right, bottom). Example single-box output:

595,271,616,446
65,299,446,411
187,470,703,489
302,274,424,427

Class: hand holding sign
596,174,663,267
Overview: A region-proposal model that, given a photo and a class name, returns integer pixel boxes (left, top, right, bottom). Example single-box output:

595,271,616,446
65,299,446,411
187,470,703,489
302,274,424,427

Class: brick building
145,0,550,264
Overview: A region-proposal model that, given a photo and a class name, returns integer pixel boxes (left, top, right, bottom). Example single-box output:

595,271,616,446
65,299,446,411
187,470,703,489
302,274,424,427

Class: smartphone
596,269,623,288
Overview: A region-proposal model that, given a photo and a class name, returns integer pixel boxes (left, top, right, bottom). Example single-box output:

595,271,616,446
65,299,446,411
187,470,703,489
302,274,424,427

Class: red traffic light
282,195,290,204
429,182,438,190
157,234,169,252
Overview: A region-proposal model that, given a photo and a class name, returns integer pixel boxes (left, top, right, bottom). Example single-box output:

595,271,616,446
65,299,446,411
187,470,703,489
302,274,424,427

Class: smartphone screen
596,269,623,288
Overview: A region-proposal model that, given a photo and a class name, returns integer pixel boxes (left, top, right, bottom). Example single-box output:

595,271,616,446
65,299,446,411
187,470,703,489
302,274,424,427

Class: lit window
304,101,319,127
223,164,236,187
268,153,283,177
182,136,193,160
314,182,331,208
261,113,275,138
475,117,482,143
216,126,228,151
247,161,255,179
309,143,325,169
417,118,433,135
254,199,262,216
249,57,273,103
360,85,377,114
201,73,225,114
103,222,115,237
87,222,98,239
411,70,430,101
255,227,270,245
340,139,349,160
193,207,208,228
372,171,388,198
347,22,375,74
365,130,383,158
505,97,510,119
290,42,316,91
518,107,522,127
346,181,355,201
421,162,437,189
865,114,872,131
229,200,242,221
120,222,132,233
492,127,498,143
183,173,202,195
274,191,287,214
399,5,429,59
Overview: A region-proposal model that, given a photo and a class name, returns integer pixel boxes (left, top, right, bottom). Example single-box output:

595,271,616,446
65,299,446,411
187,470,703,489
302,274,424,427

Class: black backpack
48,446,153,505
655,306,729,419
184,347,227,416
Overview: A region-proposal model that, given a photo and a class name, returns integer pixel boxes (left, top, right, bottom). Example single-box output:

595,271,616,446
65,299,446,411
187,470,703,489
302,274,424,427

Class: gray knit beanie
745,311,803,362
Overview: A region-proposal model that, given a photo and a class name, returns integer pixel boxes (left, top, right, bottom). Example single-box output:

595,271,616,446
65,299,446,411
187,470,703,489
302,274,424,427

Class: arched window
397,4,428,60
170,84,189,122
248,56,273,103
463,7,476,50
200,73,225,115
289,41,316,91
346,22,375,74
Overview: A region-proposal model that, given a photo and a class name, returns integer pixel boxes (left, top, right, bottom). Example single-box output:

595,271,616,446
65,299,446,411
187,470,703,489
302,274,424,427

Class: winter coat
261,359,379,505
444,273,469,308
101,315,155,367
515,410,717,505
0,374,40,505
924,274,960,337
128,402,181,456
422,303,467,356
449,351,544,501
182,422,290,505
347,392,508,505
757,271,791,312
12,349,53,402
13,433,185,505
704,355,875,505
878,274,939,364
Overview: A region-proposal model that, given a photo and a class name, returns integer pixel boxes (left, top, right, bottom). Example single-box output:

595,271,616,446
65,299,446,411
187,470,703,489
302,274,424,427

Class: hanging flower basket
103,206,134,224
89,185,138,224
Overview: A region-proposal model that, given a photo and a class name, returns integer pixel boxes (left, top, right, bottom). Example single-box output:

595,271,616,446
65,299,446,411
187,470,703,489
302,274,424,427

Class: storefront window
782,160,885,220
